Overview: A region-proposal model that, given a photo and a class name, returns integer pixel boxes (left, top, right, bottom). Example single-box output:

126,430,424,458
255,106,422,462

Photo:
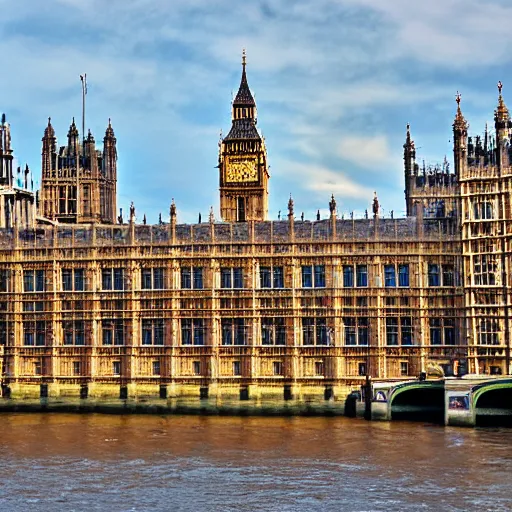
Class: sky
2,0,512,224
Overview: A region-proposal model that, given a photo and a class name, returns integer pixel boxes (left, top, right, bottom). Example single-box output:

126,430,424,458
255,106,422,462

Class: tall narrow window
260,267,271,288
142,269,152,289
74,269,84,291
273,267,284,288
428,264,440,286
356,265,368,287
316,318,327,345
302,318,314,345
83,184,91,217
444,318,455,345
430,318,441,345
181,319,192,345
343,266,354,288
114,269,124,291
221,319,233,345
384,265,396,287
59,186,67,214
386,317,399,346
344,318,356,345
0,270,10,293
193,319,204,345
23,271,34,292
102,269,113,290
181,267,192,289
401,317,412,345
193,267,204,289
302,266,313,288
314,265,326,288
142,320,152,345
233,268,243,289
237,197,246,222
398,264,409,287
36,270,45,292
442,265,454,287
234,319,246,345
221,268,232,289
153,268,164,289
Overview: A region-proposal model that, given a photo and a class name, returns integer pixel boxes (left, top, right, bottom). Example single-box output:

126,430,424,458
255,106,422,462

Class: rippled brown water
0,414,509,511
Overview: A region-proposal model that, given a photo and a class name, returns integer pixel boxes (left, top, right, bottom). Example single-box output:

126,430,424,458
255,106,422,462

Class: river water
0,414,509,512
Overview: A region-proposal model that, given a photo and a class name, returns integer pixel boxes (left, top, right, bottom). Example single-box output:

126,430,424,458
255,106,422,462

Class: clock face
225,159,258,183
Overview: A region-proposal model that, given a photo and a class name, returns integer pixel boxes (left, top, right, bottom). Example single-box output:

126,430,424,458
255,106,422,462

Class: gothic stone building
0,59,510,402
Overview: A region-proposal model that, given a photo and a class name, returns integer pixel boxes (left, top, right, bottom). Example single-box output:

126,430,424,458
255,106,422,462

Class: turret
403,123,417,216
453,92,468,176
41,117,56,180
67,117,80,157
403,123,416,177
0,114,13,187
494,81,512,169
103,119,117,180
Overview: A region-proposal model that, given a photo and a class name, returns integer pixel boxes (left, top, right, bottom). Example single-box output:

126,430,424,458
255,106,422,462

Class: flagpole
79,73,87,221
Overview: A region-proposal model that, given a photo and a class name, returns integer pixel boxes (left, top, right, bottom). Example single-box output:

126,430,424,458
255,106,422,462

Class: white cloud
277,160,373,200
337,135,396,169
346,0,512,67
0,0,510,224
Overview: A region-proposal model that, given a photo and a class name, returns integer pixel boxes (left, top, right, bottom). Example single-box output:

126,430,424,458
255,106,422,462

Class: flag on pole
80,74,87,94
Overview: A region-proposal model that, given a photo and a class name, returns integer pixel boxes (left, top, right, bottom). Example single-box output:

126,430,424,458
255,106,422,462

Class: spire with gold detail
225,49,259,134
453,91,468,133
453,91,468,176
494,81,511,135
233,49,256,109
495,81,509,122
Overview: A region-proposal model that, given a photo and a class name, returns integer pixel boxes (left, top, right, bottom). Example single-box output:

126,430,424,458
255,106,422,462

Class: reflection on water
0,414,510,512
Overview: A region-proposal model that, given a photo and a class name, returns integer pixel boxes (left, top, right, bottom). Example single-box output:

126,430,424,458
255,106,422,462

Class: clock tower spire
218,50,269,222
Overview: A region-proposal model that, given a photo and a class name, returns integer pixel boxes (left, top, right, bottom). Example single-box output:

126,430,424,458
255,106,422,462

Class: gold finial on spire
453,90,467,132
495,80,509,124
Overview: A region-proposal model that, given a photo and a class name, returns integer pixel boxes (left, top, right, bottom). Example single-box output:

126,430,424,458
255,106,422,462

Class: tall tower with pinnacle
40,117,117,224
218,50,269,222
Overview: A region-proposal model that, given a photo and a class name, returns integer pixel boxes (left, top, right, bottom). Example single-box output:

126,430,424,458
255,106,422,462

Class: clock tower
219,51,269,222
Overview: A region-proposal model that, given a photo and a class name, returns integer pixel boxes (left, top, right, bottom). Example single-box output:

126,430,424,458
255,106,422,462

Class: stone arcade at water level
0,57,511,408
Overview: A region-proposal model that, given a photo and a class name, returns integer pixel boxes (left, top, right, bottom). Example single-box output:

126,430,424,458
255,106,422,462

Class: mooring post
364,375,372,420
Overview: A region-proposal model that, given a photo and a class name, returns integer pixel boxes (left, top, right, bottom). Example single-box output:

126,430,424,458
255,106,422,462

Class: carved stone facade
0,63,510,401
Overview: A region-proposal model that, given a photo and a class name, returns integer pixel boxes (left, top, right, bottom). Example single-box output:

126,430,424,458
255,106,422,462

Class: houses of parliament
0,53,510,403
